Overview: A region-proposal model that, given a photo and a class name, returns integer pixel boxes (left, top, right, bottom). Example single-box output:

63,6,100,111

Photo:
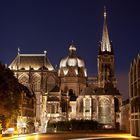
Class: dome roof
59,44,85,68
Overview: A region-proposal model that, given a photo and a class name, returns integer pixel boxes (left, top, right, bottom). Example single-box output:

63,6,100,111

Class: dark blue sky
0,0,140,100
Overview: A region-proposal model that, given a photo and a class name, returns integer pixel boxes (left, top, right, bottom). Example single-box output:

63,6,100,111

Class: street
1,132,140,140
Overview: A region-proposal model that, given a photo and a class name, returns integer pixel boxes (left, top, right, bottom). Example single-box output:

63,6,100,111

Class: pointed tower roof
99,7,114,54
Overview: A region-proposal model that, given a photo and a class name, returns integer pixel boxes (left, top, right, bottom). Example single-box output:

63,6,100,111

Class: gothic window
85,98,90,113
47,104,56,114
19,74,28,87
32,74,41,92
47,76,55,91
79,99,83,112
92,99,96,112
51,104,55,113
98,97,111,124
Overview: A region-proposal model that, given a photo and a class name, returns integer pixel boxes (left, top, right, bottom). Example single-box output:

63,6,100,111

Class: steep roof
9,53,54,71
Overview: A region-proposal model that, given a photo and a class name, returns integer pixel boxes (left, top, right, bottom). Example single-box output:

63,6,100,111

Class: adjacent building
9,8,122,132
120,99,130,133
129,54,140,137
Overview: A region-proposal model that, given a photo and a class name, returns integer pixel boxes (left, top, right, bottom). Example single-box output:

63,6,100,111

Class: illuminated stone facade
97,8,116,88
9,9,122,132
58,44,87,97
129,54,140,137
9,52,58,132
120,99,130,133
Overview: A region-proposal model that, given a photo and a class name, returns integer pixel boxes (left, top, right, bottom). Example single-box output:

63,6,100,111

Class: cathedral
9,9,122,132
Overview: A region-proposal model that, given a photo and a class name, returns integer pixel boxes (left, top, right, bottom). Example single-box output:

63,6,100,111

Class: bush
47,119,98,132
70,119,98,130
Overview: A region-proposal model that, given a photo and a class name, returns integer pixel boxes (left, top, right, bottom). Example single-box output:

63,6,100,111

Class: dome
59,44,85,68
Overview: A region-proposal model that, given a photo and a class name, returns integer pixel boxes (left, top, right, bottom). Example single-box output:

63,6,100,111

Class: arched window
79,99,83,113
47,76,55,91
92,99,97,112
85,98,90,113
98,97,111,124
32,74,41,92
19,74,28,87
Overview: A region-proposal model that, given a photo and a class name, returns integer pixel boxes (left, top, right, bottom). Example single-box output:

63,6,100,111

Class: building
9,8,122,132
129,54,140,137
97,8,116,88
9,52,58,132
120,99,130,133
17,85,36,134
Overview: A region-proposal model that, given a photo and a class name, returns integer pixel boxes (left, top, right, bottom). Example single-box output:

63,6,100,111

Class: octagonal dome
59,44,85,68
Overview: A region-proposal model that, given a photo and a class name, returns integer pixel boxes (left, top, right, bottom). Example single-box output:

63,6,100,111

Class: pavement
0,133,38,140
0,131,139,140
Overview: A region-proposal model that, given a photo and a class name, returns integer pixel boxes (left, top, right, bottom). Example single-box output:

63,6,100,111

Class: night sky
0,0,140,100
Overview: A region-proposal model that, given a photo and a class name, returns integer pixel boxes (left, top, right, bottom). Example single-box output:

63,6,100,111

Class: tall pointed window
32,74,41,92
99,97,111,124
19,74,28,87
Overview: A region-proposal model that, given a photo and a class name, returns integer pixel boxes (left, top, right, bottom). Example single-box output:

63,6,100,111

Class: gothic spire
100,7,112,53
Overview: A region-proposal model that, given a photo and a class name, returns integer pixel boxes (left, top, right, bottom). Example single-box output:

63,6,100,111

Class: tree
0,62,23,128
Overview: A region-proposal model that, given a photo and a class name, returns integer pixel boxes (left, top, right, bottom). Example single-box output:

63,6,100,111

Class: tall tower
97,7,116,88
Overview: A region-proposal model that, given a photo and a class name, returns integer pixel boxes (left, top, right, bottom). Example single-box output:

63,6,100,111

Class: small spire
44,50,47,54
18,48,20,54
101,7,112,53
104,6,107,18
69,41,76,51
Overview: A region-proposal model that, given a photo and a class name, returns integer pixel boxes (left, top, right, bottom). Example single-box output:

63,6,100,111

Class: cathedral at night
9,9,122,132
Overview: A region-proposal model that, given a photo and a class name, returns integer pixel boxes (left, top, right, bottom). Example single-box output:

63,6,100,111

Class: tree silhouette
0,62,23,128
